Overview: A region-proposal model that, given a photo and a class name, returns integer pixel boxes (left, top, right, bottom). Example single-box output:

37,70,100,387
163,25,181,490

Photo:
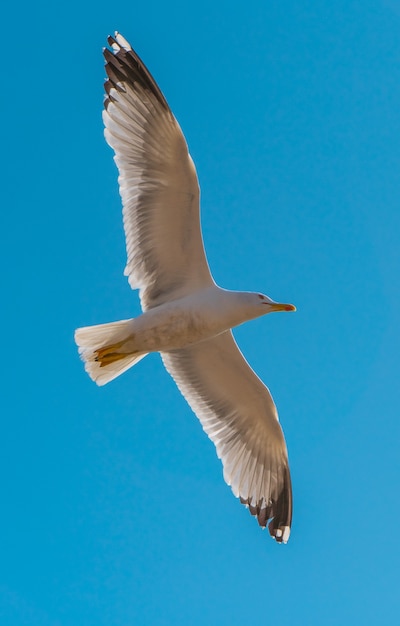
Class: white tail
75,318,147,386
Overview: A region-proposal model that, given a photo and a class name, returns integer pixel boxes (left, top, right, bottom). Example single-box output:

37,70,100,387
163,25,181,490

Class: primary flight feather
75,32,296,543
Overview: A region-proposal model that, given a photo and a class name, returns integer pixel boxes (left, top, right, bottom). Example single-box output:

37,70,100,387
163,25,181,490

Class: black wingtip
103,32,170,113
107,34,116,47
267,466,292,543
240,465,292,543
268,522,291,544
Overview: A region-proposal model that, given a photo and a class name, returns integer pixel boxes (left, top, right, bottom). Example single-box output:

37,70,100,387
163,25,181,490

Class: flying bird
75,32,296,543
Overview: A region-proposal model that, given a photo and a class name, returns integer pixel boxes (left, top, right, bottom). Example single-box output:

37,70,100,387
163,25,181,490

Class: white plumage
75,32,296,543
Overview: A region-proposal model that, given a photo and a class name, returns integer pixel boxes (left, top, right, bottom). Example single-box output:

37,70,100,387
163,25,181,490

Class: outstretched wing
162,331,292,543
103,33,214,310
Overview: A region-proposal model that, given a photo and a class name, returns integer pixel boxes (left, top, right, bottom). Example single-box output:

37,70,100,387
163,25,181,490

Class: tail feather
75,318,147,386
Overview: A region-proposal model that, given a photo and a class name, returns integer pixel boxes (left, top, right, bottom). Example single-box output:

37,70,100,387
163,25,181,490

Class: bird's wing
161,331,292,543
103,33,214,310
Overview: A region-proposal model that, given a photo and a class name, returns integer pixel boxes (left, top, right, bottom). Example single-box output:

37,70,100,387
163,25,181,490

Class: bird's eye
258,294,264,300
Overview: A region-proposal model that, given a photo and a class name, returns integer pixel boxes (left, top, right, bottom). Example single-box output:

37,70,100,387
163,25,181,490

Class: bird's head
235,291,296,322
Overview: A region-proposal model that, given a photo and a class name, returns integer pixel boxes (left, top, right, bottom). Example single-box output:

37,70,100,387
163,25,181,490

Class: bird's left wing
103,33,214,309
161,331,292,542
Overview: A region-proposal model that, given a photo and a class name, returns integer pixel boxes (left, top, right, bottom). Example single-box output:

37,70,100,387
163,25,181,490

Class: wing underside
103,33,214,309
162,331,292,543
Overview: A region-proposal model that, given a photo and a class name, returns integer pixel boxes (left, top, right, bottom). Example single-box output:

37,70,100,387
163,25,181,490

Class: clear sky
2,1,400,624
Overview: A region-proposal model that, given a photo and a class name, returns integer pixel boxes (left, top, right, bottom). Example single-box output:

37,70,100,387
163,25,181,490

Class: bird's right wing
103,33,214,310
161,331,292,543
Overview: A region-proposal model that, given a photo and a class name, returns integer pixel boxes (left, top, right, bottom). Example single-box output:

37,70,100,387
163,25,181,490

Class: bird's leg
94,341,128,367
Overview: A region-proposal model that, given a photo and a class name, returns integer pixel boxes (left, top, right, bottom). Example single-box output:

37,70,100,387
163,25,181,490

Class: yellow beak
269,303,296,313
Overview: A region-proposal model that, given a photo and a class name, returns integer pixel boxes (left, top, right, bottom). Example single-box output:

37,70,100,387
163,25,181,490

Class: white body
122,287,266,353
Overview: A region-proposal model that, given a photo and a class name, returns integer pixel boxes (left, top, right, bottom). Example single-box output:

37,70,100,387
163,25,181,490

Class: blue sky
2,0,400,624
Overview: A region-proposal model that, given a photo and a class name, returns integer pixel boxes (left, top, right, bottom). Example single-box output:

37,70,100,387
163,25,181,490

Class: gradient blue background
2,1,400,624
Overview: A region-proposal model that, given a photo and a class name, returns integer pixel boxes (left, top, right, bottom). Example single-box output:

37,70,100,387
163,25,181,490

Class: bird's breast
130,290,235,353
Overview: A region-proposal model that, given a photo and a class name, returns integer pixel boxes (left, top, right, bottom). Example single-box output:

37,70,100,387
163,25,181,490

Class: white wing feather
162,331,292,543
103,34,214,310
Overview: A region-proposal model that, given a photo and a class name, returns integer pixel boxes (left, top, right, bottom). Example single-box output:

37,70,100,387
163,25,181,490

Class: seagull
75,32,296,543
